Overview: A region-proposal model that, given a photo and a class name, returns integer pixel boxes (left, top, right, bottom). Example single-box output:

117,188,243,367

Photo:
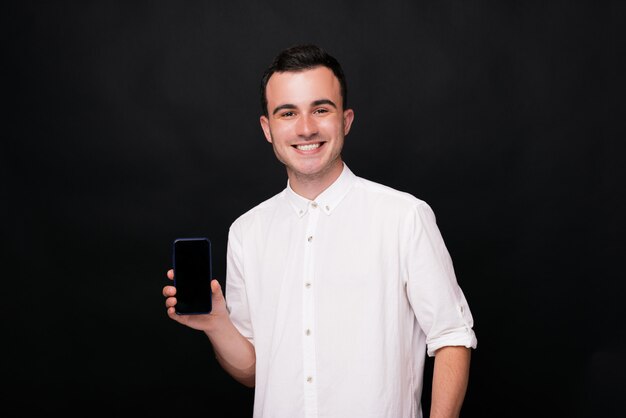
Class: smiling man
259,64,353,199
163,44,478,418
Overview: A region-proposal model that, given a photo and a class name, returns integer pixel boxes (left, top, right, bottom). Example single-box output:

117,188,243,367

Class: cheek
318,117,343,134
271,121,294,139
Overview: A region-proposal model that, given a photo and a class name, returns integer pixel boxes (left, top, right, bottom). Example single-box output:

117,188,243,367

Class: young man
163,44,478,418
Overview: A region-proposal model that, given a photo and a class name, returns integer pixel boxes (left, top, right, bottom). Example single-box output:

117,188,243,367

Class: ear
342,109,355,136
259,115,272,143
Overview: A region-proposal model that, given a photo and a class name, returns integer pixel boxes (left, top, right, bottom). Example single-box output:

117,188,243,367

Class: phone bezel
172,237,213,315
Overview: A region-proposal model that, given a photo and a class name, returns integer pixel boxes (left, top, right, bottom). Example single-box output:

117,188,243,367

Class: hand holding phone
172,237,213,315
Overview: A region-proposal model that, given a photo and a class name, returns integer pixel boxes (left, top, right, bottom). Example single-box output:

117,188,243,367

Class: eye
313,108,329,115
280,111,296,118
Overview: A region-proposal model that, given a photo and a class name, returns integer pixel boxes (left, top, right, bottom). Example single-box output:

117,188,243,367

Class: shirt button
305,329,311,336
307,236,313,242
305,282,311,288
311,202,318,208
306,376,313,383
325,205,330,211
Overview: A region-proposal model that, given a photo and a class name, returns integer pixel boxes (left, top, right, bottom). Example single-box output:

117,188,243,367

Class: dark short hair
260,44,348,117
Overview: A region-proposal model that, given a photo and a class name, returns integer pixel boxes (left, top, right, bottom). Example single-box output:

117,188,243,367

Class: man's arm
429,345,472,418
205,316,256,388
164,271,256,387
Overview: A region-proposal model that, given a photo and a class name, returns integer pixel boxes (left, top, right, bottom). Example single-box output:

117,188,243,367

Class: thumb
211,279,225,301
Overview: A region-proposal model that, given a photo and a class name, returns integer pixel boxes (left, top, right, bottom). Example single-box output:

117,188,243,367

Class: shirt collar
285,163,357,217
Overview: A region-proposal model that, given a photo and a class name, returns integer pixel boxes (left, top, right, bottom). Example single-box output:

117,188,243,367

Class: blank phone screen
173,238,212,314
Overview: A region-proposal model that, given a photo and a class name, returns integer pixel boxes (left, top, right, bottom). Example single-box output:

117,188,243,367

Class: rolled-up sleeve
404,202,477,357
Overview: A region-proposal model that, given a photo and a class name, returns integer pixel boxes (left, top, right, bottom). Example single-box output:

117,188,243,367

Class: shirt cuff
426,329,478,357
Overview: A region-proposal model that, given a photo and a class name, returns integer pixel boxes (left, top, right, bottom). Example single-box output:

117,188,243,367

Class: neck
288,160,344,200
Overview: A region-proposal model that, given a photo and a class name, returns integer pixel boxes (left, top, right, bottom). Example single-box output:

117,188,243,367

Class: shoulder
352,175,431,212
229,189,287,232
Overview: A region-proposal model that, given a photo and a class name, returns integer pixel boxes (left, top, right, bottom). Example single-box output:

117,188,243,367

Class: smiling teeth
296,143,321,151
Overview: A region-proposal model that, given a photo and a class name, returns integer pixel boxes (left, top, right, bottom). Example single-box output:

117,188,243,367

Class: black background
4,1,624,417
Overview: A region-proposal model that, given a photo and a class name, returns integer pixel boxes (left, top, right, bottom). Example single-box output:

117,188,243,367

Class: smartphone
172,237,212,315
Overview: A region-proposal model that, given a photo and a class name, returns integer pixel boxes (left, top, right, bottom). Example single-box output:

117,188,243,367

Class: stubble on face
268,121,344,184
260,67,354,198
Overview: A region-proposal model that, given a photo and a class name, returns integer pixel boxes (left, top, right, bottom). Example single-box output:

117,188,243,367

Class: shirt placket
302,201,320,418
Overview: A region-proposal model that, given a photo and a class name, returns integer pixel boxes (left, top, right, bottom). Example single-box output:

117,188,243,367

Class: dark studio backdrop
4,1,624,417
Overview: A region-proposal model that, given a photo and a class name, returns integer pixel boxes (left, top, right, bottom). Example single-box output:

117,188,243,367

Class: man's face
260,66,354,183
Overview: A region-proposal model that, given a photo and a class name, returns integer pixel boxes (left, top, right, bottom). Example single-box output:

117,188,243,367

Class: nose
295,114,318,139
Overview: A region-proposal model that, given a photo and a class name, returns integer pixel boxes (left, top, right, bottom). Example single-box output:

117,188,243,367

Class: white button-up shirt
225,163,477,418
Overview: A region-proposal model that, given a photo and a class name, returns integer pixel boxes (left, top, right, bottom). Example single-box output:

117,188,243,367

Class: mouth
293,142,323,151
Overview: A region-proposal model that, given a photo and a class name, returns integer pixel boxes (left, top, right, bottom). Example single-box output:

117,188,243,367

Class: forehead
265,66,342,106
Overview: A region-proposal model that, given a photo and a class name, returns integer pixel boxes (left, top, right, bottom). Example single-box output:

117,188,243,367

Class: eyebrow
271,99,338,116
272,104,297,116
312,99,337,108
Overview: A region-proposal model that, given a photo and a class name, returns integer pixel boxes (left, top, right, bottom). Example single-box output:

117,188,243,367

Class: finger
165,297,177,308
167,306,179,318
167,269,174,280
163,285,176,297
167,306,191,325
